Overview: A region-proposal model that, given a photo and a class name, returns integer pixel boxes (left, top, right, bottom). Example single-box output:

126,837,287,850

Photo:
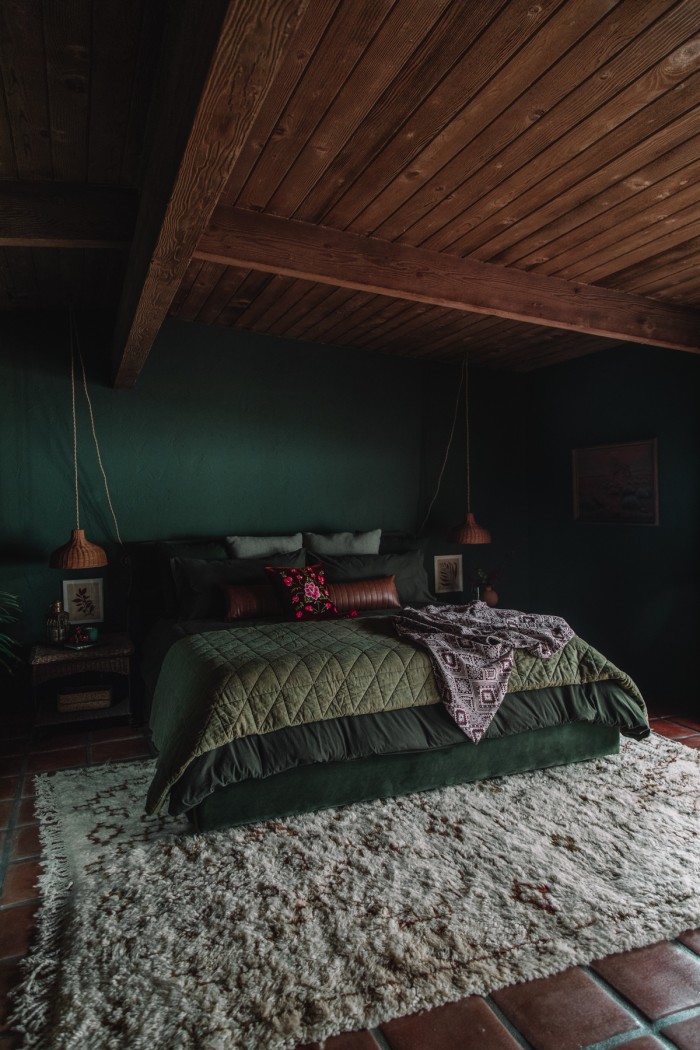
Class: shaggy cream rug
13,734,700,1049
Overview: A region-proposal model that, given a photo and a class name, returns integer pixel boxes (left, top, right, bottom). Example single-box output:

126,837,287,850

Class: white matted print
63,578,104,623
434,554,463,594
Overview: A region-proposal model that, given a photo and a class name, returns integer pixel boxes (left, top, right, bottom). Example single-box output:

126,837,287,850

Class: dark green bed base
189,722,620,832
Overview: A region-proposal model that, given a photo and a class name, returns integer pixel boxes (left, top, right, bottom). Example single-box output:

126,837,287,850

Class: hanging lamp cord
71,312,124,547
416,360,465,535
464,355,471,513
69,316,80,529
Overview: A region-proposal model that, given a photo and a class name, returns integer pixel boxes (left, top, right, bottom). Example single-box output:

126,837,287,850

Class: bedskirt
189,721,620,832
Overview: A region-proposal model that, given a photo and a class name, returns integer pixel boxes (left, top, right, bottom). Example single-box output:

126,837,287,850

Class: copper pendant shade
49,529,107,569
452,511,492,545
451,357,491,545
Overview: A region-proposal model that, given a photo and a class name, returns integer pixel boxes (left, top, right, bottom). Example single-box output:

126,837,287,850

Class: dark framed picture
572,440,659,525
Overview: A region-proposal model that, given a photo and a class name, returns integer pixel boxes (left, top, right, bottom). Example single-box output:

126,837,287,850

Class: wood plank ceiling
2,0,700,382
0,0,161,311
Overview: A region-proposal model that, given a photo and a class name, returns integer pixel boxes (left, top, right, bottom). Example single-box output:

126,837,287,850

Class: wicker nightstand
29,633,135,728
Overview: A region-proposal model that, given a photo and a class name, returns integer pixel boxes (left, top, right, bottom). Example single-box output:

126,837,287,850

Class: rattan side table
29,633,135,728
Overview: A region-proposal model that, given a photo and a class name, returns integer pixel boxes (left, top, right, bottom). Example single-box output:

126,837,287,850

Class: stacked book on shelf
57,687,112,713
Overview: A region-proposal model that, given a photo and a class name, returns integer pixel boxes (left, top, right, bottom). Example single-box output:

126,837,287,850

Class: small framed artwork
572,439,659,525
63,578,104,623
434,554,463,594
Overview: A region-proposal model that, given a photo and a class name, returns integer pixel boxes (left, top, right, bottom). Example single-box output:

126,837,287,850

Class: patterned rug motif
13,735,700,1049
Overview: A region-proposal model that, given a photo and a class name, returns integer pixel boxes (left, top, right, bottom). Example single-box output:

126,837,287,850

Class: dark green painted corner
526,343,700,705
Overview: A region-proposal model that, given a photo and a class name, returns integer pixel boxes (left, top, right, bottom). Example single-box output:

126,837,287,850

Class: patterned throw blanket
395,602,574,743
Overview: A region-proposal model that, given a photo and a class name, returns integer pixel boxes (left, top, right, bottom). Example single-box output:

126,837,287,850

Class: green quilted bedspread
145,618,643,813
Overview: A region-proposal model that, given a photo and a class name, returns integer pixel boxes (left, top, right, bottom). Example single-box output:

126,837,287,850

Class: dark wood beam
196,207,700,355
0,182,136,247
111,0,308,389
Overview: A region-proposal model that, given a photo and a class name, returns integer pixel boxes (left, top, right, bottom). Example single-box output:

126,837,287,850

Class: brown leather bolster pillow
327,576,401,614
224,583,281,621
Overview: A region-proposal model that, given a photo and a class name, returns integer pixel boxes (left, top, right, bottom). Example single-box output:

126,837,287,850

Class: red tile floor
1,710,700,1050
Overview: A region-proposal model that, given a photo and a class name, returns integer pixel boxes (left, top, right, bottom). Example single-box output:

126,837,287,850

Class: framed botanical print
572,439,659,525
434,554,463,594
63,578,104,623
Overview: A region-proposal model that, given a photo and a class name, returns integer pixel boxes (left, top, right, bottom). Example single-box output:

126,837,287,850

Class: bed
136,532,649,832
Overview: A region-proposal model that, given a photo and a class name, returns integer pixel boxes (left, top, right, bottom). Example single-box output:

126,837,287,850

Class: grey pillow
171,549,306,619
315,550,433,605
302,529,381,556
226,533,303,559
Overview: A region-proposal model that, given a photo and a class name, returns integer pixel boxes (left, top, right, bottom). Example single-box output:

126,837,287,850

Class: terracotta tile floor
1,712,700,1050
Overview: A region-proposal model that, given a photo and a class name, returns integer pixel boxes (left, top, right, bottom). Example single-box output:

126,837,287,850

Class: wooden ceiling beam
196,207,700,355
0,181,136,248
111,0,308,389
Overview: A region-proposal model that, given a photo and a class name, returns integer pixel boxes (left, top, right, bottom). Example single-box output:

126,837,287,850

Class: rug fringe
10,766,108,1048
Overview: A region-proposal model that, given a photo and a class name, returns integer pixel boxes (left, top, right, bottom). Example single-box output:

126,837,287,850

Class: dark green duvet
143,617,649,818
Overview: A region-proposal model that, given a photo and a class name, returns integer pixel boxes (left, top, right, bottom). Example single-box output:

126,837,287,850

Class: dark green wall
526,344,700,705
1,313,426,642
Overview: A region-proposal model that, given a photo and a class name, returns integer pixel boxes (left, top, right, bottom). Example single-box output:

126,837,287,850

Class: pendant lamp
451,357,492,545
49,314,108,569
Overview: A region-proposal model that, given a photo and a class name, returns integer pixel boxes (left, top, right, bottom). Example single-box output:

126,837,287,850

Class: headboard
124,531,426,645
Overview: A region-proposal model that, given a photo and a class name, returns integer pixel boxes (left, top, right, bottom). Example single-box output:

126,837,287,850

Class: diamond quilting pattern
193,622,437,732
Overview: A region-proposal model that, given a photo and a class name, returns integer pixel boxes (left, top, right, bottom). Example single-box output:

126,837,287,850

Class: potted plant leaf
0,591,20,672
470,568,499,607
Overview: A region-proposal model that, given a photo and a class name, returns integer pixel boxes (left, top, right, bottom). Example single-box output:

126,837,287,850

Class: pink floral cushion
265,563,341,621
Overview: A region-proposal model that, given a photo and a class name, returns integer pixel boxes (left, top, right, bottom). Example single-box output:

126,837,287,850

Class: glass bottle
46,601,69,644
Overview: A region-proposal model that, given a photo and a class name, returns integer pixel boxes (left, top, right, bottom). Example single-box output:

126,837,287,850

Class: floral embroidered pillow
265,564,340,620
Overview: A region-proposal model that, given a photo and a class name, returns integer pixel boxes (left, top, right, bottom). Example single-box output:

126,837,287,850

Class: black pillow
378,532,423,554
156,539,230,615
314,550,433,605
171,549,306,619
157,539,229,561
